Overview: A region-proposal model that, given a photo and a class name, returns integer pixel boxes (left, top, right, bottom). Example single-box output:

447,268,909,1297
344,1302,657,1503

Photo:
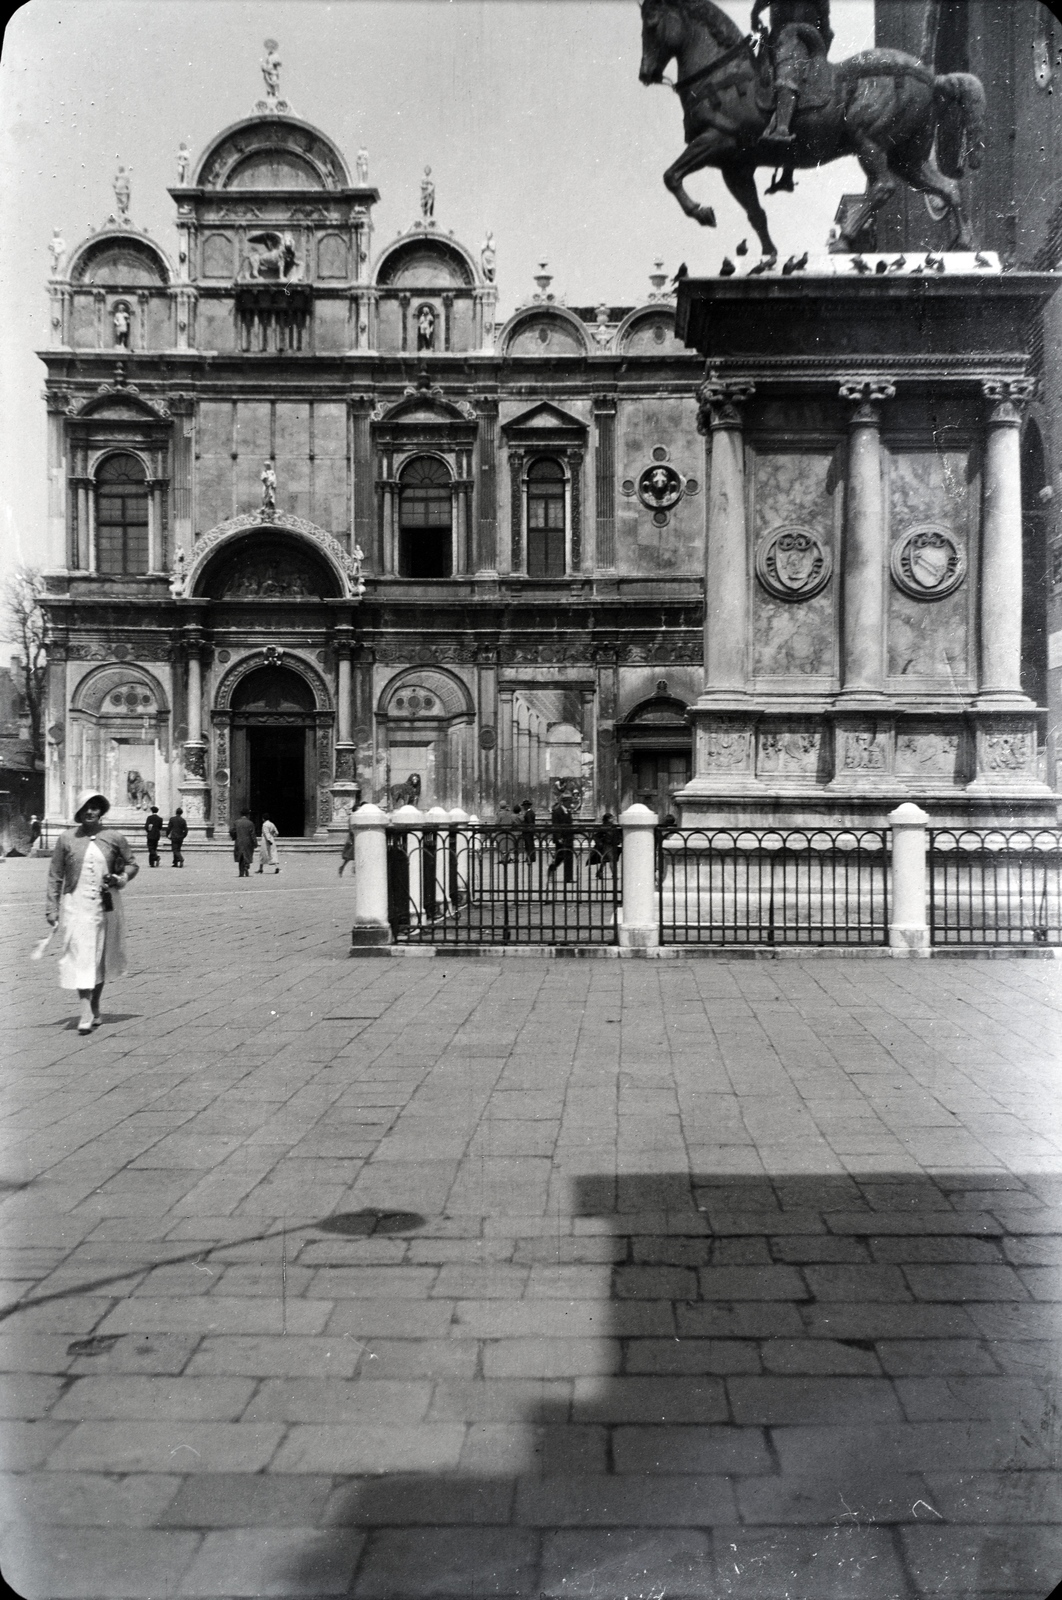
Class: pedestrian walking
339,808,356,876
28,815,41,853
144,805,163,867
230,809,257,877
166,807,187,867
496,804,519,867
45,790,138,1036
256,812,281,874
519,799,536,864
588,812,621,880
545,795,575,884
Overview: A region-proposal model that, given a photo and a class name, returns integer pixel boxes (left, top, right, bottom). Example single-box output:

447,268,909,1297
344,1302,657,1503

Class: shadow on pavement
184,1170,1062,1599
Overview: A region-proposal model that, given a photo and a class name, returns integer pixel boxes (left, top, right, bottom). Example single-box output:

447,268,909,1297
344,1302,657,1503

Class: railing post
888,802,930,956
349,803,391,947
425,807,450,912
619,803,660,948
449,808,470,906
392,805,424,922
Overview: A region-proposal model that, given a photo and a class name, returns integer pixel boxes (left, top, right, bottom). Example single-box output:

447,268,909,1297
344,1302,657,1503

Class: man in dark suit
165,807,188,868
545,796,575,885
144,806,163,867
230,810,257,878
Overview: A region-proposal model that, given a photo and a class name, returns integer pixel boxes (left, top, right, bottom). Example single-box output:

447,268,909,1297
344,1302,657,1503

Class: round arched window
399,457,452,579
527,457,566,578
95,454,149,576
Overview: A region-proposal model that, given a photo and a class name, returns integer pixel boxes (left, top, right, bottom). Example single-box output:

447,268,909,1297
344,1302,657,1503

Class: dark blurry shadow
176,1169,1062,1599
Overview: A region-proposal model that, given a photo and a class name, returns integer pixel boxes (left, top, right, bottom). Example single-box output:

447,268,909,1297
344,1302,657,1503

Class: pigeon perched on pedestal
850,256,871,275
735,239,749,256
748,255,776,277
888,255,907,272
671,262,688,288
719,257,736,277
975,251,992,269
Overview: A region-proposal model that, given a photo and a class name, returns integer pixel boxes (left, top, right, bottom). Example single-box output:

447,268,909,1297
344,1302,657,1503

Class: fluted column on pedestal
179,634,210,834
979,377,1035,704
838,378,895,700
697,375,755,700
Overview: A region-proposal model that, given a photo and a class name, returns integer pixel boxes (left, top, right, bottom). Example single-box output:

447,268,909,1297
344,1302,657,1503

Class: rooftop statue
261,38,281,99
420,166,435,220
176,140,190,184
113,165,132,221
357,147,369,184
638,0,985,258
48,228,66,276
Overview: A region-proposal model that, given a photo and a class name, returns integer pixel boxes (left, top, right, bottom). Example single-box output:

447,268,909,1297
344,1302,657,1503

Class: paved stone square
1,851,1061,1599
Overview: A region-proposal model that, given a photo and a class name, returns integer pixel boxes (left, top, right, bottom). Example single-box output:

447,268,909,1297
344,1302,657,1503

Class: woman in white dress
256,812,281,874
46,790,139,1036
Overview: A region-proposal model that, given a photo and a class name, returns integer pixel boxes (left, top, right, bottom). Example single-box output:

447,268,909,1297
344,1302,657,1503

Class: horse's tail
933,71,986,174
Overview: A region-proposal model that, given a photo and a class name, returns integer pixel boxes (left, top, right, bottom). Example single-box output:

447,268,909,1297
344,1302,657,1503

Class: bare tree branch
2,566,47,765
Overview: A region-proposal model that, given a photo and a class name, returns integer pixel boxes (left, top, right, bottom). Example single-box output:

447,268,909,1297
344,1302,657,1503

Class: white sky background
0,0,874,609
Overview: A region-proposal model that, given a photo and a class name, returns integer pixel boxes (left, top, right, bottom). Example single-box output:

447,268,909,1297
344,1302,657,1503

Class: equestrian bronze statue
639,0,985,258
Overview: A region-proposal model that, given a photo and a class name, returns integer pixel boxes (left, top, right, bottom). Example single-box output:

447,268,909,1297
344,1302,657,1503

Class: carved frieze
698,718,754,773
978,728,1038,776
891,526,966,601
758,728,821,777
756,525,832,602
839,729,888,772
895,732,959,779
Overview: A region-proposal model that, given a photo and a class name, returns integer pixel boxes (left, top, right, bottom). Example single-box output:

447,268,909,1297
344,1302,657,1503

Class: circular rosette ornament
637,462,685,512
891,526,965,600
755,525,832,601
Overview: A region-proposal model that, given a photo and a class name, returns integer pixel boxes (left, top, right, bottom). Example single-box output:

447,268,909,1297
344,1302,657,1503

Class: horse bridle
671,33,756,96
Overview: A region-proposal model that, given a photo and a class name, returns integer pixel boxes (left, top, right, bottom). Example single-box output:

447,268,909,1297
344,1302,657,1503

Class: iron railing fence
658,826,890,946
929,828,1062,945
387,822,622,945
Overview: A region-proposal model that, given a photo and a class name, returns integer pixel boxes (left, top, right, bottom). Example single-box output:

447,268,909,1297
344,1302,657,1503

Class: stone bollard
391,805,424,922
619,803,660,948
349,804,391,947
888,802,930,956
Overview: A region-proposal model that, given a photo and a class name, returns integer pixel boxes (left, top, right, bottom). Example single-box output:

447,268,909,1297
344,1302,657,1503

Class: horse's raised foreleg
837,136,899,249
720,160,776,258
662,132,729,227
893,150,973,251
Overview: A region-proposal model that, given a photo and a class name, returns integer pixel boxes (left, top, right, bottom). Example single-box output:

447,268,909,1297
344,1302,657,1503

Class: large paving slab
1,853,1061,1598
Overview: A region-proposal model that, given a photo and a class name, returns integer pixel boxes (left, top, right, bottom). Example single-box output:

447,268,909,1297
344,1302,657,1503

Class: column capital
697,375,755,433
839,377,896,421
982,377,1036,425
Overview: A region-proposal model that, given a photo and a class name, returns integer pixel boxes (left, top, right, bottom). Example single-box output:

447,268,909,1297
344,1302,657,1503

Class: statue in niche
416,304,437,351
112,302,132,348
357,147,369,184
261,38,282,100
169,546,187,599
480,231,496,282
420,166,435,219
113,166,131,220
48,228,66,276
176,140,190,183
126,770,155,810
261,459,277,510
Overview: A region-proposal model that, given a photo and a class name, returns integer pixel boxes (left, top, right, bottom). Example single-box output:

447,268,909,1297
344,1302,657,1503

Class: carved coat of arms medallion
891,526,966,600
756,526,832,601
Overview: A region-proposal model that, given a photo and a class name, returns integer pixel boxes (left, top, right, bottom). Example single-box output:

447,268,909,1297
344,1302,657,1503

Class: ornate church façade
38,52,706,838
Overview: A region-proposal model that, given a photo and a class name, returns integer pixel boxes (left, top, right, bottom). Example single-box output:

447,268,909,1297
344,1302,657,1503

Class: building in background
875,0,1062,792
38,56,707,836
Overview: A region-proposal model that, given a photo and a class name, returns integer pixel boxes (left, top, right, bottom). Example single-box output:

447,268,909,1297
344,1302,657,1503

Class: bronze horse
639,0,985,257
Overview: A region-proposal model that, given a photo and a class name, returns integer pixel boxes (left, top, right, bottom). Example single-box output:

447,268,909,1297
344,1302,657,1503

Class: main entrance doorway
229,666,319,837
247,726,308,837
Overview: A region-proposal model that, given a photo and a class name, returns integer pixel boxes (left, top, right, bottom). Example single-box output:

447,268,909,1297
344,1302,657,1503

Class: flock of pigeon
670,247,996,284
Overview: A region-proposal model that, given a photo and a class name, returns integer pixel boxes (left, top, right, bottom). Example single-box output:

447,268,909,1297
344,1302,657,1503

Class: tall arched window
96,453,149,575
527,457,566,578
399,456,452,578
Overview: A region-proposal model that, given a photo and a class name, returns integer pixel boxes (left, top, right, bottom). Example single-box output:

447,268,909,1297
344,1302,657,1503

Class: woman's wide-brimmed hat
73,790,110,823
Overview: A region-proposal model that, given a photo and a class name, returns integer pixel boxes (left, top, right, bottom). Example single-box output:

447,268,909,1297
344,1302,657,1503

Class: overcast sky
0,0,875,613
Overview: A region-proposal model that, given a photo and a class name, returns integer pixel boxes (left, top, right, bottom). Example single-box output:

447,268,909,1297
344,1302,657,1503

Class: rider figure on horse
752,0,833,144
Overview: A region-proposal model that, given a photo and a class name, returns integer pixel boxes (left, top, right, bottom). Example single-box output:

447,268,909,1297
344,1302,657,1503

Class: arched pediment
70,663,170,717
378,666,474,721
615,306,686,356
68,232,171,287
374,389,476,426
72,387,171,423
499,307,591,358
193,115,350,191
181,510,364,600
214,650,332,713
375,234,476,288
